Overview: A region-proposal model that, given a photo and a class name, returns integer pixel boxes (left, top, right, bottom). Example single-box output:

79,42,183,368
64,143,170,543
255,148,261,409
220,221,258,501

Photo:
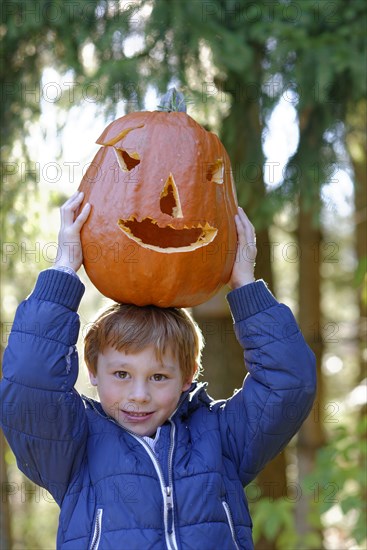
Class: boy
0,192,316,549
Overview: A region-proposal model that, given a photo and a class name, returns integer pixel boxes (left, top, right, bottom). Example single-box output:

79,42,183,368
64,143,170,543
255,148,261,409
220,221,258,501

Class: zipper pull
166,487,173,534
166,486,173,507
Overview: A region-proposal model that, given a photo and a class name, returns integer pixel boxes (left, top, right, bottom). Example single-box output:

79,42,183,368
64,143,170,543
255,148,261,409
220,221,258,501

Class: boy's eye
152,374,167,382
115,371,128,379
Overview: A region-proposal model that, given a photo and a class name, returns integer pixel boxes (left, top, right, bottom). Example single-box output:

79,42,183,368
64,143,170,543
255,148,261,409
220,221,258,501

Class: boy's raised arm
217,207,317,486
0,193,91,504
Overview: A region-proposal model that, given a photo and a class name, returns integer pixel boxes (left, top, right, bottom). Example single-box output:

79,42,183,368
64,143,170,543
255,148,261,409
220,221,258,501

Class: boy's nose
128,382,150,403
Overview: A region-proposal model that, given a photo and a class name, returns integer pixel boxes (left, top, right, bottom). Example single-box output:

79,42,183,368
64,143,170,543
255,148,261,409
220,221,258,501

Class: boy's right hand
54,191,91,272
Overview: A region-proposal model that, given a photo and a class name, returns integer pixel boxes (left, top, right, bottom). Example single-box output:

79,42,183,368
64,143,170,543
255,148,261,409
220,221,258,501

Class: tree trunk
346,102,367,527
353,162,367,384
295,191,326,540
346,102,367,387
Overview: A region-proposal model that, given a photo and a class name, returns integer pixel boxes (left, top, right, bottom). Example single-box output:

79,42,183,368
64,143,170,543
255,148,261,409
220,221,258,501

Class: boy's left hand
228,207,257,289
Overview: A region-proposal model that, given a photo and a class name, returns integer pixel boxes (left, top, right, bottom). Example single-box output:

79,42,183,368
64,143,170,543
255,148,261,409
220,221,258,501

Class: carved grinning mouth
117,217,217,253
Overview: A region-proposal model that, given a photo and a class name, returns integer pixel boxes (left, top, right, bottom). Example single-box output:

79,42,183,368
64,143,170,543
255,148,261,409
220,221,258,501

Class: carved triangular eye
206,158,224,184
113,148,140,171
98,124,144,172
160,174,183,218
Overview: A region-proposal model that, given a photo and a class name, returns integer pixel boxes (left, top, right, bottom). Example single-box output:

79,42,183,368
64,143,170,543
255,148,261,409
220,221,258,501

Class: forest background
1,1,366,549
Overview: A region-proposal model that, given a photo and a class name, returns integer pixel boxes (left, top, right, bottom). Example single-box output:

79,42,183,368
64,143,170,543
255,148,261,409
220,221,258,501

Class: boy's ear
182,379,192,392
182,362,198,391
89,370,98,387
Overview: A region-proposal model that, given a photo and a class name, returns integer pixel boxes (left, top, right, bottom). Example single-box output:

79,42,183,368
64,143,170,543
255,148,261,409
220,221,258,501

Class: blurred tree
346,100,367,386
268,1,366,544
346,97,367,548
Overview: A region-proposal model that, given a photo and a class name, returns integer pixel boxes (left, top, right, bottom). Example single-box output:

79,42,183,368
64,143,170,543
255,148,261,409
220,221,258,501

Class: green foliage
251,498,298,548
354,256,367,306
248,415,366,549
303,414,367,547
249,495,323,549
268,0,367,207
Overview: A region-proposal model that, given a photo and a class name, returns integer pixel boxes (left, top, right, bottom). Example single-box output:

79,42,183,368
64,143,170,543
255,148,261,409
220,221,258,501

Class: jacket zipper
130,424,178,550
166,421,178,548
222,501,240,550
89,508,103,550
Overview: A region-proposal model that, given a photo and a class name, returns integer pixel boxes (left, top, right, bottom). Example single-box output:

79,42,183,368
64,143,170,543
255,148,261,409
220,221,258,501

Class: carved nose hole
160,173,183,218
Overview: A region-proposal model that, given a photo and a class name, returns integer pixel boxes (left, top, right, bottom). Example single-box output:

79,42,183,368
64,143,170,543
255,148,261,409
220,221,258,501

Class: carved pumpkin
78,89,238,307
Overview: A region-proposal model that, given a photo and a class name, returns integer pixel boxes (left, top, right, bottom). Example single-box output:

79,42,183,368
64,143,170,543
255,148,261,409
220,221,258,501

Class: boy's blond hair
84,304,204,382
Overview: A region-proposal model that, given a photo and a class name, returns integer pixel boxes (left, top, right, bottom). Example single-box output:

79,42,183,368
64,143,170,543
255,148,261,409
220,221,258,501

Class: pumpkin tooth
120,216,215,231
118,222,132,235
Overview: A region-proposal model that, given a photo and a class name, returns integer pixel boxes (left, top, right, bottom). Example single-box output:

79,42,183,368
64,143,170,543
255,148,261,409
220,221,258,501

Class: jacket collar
170,381,212,421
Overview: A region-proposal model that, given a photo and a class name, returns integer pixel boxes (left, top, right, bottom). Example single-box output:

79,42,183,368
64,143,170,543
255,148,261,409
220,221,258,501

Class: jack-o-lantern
78,89,238,307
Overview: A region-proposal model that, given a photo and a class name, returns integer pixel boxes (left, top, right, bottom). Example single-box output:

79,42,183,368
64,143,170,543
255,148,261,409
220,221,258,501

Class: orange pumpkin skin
78,110,238,307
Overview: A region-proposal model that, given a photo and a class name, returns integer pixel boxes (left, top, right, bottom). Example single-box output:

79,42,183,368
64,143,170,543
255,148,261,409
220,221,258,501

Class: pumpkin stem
157,87,187,113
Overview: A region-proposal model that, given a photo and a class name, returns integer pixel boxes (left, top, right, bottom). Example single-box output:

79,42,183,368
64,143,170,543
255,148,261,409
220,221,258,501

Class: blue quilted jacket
0,270,316,549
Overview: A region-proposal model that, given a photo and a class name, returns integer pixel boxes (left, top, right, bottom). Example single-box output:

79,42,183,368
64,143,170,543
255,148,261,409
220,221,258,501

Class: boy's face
89,344,193,437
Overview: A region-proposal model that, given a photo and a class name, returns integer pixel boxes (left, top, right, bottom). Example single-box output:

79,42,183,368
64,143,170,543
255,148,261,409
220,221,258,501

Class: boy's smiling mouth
121,409,154,420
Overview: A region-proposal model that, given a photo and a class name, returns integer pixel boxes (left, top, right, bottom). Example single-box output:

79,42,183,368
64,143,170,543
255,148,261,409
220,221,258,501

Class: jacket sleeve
216,281,317,486
0,269,88,505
